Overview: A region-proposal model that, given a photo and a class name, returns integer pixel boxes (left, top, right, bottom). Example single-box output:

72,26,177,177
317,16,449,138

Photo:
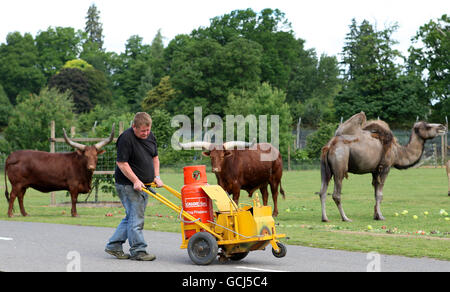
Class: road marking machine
142,165,287,265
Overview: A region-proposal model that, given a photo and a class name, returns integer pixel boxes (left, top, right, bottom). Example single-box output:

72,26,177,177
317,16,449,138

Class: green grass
1,168,449,260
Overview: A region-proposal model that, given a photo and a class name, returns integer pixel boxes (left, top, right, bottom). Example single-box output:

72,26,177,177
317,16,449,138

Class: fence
291,125,449,170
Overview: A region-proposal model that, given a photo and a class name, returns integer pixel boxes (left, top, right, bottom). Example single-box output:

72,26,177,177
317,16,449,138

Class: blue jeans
106,184,149,256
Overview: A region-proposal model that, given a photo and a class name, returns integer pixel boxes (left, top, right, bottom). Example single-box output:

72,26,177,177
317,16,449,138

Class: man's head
132,112,152,139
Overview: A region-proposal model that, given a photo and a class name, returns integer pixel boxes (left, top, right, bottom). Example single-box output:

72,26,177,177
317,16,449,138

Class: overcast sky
0,0,448,59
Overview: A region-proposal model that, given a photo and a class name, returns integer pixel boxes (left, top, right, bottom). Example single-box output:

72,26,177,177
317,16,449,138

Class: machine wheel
229,252,249,261
188,232,218,265
272,242,287,258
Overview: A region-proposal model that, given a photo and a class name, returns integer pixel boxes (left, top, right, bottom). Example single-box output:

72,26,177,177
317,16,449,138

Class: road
0,220,449,272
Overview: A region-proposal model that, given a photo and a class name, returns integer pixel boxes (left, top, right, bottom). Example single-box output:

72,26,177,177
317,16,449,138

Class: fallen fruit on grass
413,215,418,220
105,213,113,217
423,211,429,215
394,212,399,216
367,225,373,230
401,210,408,215
445,217,450,221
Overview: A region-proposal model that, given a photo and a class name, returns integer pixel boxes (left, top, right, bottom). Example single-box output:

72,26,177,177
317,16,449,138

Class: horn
178,141,212,150
94,123,115,150
223,139,256,150
63,128,86,151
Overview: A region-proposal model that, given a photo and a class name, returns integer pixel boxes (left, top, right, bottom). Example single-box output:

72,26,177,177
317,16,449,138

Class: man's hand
154,176,164,188
133,179,146,191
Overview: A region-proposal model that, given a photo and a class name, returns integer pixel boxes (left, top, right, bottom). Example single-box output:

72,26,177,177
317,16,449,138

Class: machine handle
145,186,157,195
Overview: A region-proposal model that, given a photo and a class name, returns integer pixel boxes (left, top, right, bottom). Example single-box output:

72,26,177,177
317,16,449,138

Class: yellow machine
143,183,287,265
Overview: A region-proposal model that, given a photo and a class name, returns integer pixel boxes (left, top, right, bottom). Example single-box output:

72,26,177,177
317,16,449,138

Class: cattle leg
259,185,269,206
269,183,279,217
17,188,28,217
332,175,351,222
231,185,241,207
69,191,79,217
7,188,17,217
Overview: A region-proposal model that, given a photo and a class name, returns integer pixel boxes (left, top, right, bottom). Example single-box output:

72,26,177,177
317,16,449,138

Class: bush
304,122,338,159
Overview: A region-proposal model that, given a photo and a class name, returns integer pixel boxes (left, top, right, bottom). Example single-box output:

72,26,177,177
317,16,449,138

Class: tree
35,26,83,79
225,83,292,157
112,35,154,110
48,67,91,113
336,19,427,127
0,32,46,104
0,84,12,128
409,14,450,120
85,4,104,50
142,76,177,113
5,87,74,151
167,36,262,116
61,59,112,106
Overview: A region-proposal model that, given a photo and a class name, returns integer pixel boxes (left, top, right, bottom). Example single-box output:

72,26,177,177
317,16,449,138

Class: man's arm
116,161,145,191
153,156,163,187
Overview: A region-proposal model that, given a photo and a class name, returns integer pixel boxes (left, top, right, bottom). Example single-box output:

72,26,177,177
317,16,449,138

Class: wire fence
1,122,448,205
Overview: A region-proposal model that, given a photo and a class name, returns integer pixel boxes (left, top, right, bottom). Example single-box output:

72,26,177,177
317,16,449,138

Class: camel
319,113,446,222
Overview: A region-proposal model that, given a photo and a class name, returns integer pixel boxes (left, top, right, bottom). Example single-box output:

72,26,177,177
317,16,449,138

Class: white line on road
0,237,13,241
234,266,288,272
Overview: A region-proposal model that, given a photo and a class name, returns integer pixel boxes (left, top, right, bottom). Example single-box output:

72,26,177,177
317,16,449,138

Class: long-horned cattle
179,141,285,216
4,125,114,217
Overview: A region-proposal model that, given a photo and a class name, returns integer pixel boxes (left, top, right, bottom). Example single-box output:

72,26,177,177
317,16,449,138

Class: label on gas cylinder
184,197,210,217
184,197,208,209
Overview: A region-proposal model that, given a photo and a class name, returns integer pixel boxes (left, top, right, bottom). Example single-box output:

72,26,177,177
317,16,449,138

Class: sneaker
130,251,156,261
105,248,130,259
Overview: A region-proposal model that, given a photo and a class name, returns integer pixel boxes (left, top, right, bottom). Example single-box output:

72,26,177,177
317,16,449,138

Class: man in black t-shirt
105,112,163,261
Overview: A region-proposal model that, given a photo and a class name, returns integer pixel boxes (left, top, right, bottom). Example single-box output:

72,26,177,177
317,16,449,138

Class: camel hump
363,120,394,146
335,111,367,136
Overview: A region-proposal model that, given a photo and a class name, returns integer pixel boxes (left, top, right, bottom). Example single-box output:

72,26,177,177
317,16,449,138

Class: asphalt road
0,220,449,272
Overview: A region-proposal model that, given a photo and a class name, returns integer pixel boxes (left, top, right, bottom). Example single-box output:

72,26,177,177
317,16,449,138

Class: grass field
1,167,449,260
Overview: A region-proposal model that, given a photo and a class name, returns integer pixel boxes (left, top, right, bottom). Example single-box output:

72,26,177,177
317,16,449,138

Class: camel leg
372,170,389,220
332,175,352,222
319,174,330,222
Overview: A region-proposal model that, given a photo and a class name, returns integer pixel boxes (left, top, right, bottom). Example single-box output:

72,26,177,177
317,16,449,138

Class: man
105,112,164,261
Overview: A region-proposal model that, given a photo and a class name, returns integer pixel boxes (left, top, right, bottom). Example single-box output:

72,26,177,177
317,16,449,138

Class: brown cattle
4,126,114,217
179,141,285,216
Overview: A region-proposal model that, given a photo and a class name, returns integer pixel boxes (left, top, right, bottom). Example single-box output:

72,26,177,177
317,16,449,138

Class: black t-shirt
114,127,158,185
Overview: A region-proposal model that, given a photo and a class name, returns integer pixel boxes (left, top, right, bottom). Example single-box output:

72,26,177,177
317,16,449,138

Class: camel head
413,122,446,140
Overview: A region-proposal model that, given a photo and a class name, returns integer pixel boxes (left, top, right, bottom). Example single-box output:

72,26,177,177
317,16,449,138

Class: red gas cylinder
181,165,214,239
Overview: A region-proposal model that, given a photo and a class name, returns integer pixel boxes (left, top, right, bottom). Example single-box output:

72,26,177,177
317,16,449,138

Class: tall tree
409,14,450,120
85,4,104,50
35,26,83,79
336,19,427,127
0,32,46,104
5,87,74,151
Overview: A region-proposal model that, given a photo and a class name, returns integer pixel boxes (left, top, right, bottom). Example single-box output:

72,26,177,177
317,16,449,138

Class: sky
0,0,448,59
